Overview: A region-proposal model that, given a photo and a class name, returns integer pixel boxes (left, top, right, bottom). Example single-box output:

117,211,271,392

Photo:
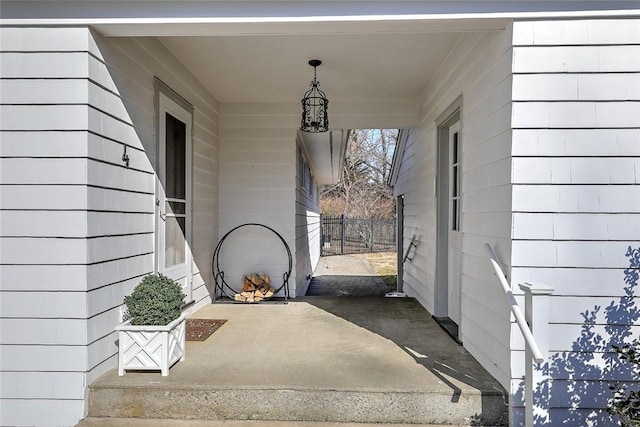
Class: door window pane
165,215,186,268
453,132,459,163
451,130,461,231
452,165,458,198
165,113,186,200
166,201,186,215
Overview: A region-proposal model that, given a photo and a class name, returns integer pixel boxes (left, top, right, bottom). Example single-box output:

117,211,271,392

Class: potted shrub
116,274,186,376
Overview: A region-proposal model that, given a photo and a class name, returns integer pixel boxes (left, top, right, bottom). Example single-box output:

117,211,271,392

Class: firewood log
234,294,246,302
247,274,264,286
242,279,256,292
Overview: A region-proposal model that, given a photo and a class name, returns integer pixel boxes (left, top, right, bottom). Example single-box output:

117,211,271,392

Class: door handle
159,212,166,221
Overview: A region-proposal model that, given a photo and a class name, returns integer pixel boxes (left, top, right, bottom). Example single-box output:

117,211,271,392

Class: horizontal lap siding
218,108,296,296
295,138,320,297
396,28,513,390
0,400,86,427
393,129,423,299
393,128,436,308
454,28,514,389
85,33,219,390
86,42,156,391
510,19,640,426
0,28,93,427
0,27,219,427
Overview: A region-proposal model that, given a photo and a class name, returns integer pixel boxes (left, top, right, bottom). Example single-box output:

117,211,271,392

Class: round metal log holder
212,223,291,303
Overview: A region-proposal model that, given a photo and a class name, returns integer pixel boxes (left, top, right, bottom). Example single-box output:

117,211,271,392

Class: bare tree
321,129,398,219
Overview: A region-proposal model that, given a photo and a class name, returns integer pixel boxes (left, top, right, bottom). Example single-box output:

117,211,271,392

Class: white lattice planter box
116,313,186,376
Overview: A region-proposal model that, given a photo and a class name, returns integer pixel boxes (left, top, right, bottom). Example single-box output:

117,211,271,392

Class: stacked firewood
234,274,276,303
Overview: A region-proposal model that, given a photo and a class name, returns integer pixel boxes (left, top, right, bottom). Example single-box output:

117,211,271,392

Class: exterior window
298,144,313,195
305,162,312,195
297,146,304,190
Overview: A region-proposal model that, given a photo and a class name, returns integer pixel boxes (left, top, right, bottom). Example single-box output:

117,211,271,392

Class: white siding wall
1,28,97,426
456,28,514,390
0,28,219,427
218,104,298,297
394,27,515,388
392,128,425,298
85,32,219,382
295,138,321,296
510,19,640,426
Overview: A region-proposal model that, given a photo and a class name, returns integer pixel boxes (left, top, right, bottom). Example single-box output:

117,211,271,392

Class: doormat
186,319,227,341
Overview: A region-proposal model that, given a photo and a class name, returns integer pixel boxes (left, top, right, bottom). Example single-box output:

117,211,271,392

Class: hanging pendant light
301,59,329,133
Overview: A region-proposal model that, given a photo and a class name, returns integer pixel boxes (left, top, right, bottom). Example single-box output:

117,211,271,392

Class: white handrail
483,243,544,363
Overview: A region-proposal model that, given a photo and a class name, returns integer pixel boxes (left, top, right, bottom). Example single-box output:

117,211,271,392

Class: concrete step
86,298,508,426
77,418,472,427
87,384,507,425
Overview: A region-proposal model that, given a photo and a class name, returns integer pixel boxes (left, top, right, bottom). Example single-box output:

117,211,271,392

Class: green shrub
124,274,186,326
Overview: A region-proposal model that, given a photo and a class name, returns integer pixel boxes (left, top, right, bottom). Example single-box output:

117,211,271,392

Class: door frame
396,194,404,293
435,97,462,325
154,78,194,303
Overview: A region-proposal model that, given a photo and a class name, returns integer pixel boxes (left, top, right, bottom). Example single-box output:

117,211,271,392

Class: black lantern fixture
301,59,329,133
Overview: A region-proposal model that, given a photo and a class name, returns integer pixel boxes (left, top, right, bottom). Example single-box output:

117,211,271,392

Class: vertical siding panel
510,18,640,426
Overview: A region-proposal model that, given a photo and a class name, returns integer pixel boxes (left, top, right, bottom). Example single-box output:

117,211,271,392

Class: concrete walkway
305,255,390,296
78,419,464,426
81,256,507,425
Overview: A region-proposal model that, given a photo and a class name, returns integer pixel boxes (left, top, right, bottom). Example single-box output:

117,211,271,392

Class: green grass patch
353,252,398,291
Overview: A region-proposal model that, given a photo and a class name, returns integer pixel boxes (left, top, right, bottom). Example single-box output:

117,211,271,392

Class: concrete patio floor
306,255,391,296
85,295,507,425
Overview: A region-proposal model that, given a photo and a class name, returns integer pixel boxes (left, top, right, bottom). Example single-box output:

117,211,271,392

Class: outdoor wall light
301,59,329,133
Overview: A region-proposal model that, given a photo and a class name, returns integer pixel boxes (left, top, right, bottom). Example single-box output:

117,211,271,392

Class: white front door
447,121,462,326
157,92,193,303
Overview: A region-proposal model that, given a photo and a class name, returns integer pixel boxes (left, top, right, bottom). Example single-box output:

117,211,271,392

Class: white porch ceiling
153,21,488,184
153,21,487,184
159,31,463,104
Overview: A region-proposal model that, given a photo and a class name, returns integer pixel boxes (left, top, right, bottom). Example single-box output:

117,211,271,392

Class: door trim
396,194,404,293
154,79,194,303
435,97,462,334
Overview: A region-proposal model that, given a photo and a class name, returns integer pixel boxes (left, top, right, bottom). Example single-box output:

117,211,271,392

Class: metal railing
484,243,554,427
483,243,544,363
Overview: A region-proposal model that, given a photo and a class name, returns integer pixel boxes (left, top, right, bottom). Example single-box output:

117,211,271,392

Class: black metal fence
321,215,396,256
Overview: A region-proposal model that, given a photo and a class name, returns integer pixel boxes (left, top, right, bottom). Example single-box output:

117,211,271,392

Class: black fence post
340,214,345,255
370,219,375,253
320,214,324,256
